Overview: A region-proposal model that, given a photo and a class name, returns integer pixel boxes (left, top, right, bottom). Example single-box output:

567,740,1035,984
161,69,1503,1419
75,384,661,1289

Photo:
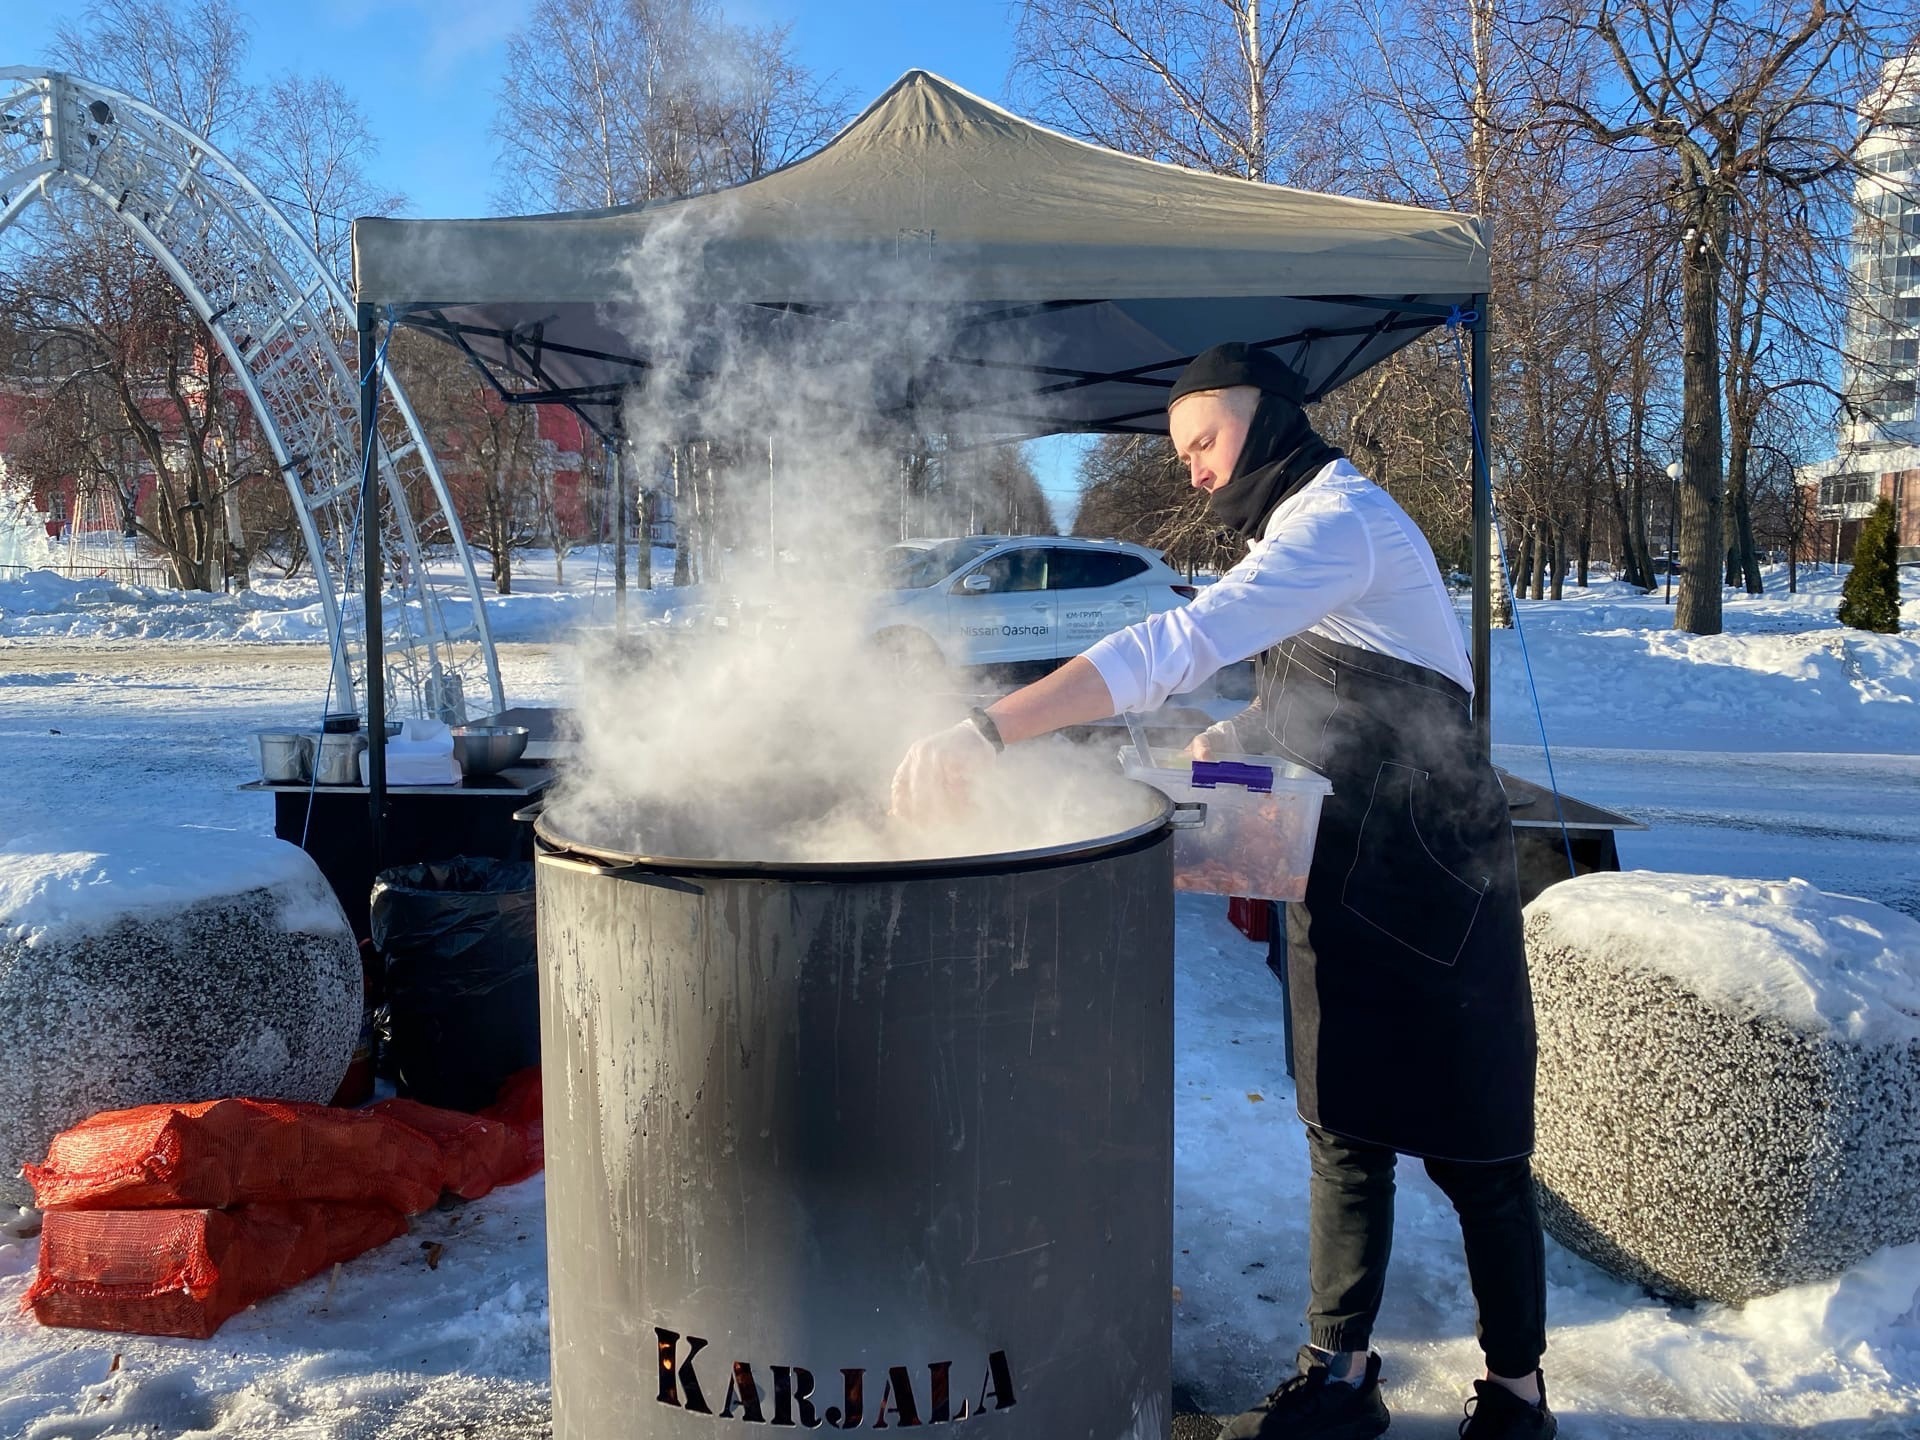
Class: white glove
1187,717,1241,760
889,718,997,823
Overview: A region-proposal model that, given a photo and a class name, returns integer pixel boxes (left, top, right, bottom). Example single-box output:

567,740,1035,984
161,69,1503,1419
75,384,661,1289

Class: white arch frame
0,68,503,718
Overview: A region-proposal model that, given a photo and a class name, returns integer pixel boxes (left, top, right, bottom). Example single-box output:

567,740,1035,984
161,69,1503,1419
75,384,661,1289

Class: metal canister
253,730,313,784
313,731,368,785
531,792,1179,1439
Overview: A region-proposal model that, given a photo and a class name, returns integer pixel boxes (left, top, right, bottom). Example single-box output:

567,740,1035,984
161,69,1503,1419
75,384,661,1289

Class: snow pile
1527,873,1920,1042
0,571,335,644
0,547,691,646
1485,566,1920,753
0,825,359,1208
1525,872,1920,1304
1,825,346,945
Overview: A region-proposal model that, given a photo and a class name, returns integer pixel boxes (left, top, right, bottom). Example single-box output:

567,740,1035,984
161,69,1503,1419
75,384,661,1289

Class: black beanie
1167,342,1308,409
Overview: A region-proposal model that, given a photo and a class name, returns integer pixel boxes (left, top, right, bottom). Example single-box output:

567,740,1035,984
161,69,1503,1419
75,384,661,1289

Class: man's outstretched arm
985,655,1116,745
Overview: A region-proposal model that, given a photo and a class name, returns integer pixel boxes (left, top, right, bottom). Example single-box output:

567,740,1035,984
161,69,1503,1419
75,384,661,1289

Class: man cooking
890,343,1552,1440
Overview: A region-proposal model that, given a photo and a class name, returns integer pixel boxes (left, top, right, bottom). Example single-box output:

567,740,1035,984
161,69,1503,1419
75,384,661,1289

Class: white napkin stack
358,719,462,786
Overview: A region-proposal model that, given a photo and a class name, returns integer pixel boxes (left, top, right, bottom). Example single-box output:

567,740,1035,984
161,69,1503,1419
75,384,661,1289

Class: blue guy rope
301,306,397,851
1443,306,1578,880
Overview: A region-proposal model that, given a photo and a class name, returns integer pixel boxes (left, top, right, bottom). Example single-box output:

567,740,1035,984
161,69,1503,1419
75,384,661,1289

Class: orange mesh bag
25,1201,408,1338
367,1099,527,1200
24,1098,444,1214
479,1067,544,1183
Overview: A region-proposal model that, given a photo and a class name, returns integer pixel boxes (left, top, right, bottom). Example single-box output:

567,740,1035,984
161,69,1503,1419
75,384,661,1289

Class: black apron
1244,633,1536,1163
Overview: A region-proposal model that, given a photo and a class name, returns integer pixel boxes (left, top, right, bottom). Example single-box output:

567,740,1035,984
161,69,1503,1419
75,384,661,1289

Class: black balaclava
1168,342,1343,539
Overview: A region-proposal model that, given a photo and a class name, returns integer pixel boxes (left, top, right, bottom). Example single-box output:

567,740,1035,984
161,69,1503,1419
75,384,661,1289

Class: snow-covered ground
2,562,1919,1436
0,546,684,646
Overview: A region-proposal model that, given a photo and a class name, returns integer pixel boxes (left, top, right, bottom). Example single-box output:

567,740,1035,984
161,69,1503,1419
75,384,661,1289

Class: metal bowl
451,724,530,776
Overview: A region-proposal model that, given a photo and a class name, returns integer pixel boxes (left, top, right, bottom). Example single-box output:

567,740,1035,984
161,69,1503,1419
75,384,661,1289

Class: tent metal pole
1469,296,1492,760
610,413,629,636
358,303,387,867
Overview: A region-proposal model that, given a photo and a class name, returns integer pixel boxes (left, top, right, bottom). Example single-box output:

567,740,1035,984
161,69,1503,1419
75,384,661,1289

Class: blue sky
15,1,1023,217
14,2,1087,522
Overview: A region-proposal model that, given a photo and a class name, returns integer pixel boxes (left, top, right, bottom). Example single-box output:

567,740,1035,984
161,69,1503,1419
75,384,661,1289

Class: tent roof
352,70,1488,439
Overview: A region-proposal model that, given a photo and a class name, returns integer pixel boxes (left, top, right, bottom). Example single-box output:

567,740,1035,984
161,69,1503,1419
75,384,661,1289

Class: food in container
1120,745,1331,902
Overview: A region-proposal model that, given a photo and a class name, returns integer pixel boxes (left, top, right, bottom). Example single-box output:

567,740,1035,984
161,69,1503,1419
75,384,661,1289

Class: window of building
1820,473,1876,508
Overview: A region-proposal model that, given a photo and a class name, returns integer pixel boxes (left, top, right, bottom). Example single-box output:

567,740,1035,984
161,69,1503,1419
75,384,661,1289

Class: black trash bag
369,858,538,1113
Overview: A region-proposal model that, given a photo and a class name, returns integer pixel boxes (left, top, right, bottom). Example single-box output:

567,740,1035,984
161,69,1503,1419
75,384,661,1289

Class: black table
242,764,555,942
1495,767,1646,905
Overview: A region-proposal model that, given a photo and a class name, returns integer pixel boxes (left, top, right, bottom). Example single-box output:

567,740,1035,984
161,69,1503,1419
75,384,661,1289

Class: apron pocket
1338,761,1491,966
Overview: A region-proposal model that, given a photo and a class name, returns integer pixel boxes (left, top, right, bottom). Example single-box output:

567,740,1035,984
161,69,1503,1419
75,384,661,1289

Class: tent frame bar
1470,296,1492,757
357,303,388,865
391,303,1449,430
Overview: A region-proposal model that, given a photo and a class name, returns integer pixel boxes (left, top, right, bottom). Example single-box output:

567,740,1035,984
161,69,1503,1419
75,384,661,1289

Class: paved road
1497,744,1920,918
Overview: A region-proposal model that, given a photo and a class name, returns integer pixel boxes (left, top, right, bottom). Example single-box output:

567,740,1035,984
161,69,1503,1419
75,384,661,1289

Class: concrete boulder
1525,873,1920,1305
0,826,360,1208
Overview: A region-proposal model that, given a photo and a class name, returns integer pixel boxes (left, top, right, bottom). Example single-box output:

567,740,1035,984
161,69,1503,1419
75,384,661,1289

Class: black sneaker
1217,1346,1391,1440
1459,1373,1556,1439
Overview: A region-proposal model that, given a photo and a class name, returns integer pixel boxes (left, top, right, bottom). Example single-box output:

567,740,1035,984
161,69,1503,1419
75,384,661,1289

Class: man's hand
1188,717,1240,760
889,719,997,823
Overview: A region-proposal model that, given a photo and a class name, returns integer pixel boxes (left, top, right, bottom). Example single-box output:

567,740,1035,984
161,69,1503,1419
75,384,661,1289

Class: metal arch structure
0,68,503,720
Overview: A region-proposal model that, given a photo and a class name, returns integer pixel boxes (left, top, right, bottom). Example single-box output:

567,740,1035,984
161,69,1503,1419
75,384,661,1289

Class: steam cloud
544,197,1151,863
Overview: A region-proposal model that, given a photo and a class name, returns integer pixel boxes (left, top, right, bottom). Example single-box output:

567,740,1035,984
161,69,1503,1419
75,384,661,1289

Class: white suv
866,536,1196,671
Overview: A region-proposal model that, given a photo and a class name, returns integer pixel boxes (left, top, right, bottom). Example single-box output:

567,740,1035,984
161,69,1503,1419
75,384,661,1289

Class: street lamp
1664,460,1681,605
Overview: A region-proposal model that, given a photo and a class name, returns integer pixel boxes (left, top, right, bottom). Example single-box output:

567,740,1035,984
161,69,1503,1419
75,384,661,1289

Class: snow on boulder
1524,873,1920,1305
0,826,360,1208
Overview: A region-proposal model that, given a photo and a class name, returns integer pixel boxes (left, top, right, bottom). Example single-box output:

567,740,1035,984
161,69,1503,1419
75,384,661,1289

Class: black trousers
1305,1126,1547,1379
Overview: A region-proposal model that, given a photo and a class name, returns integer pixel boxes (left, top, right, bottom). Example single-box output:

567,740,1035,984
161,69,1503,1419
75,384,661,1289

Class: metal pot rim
532,779,1174,879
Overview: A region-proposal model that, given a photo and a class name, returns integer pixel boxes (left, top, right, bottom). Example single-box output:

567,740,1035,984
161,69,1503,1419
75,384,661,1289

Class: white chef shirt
1083,458,1471,715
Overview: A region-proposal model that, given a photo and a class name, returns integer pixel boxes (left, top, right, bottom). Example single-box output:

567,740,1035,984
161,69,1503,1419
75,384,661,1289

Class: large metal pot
532,784,1180,1440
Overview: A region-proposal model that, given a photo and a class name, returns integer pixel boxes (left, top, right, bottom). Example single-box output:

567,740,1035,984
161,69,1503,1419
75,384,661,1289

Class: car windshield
874,538,996,589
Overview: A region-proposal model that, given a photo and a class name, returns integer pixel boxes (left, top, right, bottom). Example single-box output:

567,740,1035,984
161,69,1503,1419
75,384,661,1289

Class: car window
957,547,1049,594
1048,549,1150,590
875,538,995,588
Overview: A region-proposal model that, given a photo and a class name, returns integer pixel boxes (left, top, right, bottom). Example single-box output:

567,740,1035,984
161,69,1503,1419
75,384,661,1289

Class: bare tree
52,0,253,146
1529,0,1913,635
246,73,404,286
493,0,657,210
1,214,259,590
1011,0,1340,183
391,335,546,594
529,437,573,587
21,0,421,593
494,0,850,604
1073,435,1241,575
493,0,846,209
706,22,850,187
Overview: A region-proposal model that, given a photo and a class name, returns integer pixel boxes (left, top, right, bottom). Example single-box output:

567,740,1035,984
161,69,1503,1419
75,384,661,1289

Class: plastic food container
1120,746,1332,901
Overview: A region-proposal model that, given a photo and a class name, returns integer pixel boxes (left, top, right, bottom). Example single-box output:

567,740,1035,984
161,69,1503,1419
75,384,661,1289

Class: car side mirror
960,573,993,594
